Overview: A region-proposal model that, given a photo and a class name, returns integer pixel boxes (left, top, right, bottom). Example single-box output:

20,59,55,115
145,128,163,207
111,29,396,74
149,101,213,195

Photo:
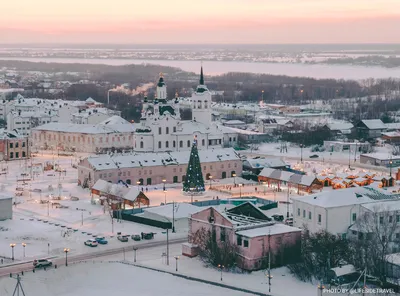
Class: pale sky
1,0,400,43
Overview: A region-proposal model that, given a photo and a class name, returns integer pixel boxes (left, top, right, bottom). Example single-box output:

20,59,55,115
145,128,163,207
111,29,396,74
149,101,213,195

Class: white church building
133,68,238,152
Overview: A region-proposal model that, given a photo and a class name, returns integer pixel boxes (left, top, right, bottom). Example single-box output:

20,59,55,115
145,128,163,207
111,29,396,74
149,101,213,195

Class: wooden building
91,179,150,209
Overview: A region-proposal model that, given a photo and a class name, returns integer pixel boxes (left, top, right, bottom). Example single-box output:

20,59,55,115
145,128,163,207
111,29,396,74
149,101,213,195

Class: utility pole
172,201,175,233
286,186,290,218
11,274,26,296
166,228,169,266
267,231,272,293
348,145,351,169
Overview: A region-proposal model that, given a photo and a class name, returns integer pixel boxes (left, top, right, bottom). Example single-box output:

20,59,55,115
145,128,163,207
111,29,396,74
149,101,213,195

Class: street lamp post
163,190,167,205
174,256,179,272
239,183,243,198
218,264,224,281
232,173,236,186
64,248,69,266
22,243,26,258
209,175,213,189
10,243,16,261
390,159,393,177
162,179,166,191
133,246,138,263
172,201,176,233
136,181,141,187
189,187,194,203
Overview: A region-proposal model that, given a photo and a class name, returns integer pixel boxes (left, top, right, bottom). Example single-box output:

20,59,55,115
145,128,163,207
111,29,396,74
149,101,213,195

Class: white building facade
292,187,398,237
134,70,238,153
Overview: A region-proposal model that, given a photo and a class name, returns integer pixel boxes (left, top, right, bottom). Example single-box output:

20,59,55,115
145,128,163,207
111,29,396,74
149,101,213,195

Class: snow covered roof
0,129,25,139
259,168,317,186
32,122,135,134
223,120,246,125
386,253,400,266
360,153,400,161
244,158,288,169
361,119,386,130
292,186,398,208
86,97,96,103
221,126,268,135
236,223,301,238
326,122,353,131
99,116,130,126
144,203,200,219
330,265,356,277
92,179,142,202
0,194,13,200
87,148,240,171
385,123,400,130
382,131,400,138
361,199,400,212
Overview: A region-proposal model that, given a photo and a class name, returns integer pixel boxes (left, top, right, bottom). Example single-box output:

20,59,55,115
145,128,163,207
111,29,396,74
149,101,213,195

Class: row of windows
9,142,26,148
158,126,177,135
141,139,222,149
35,133,132,144
9,151,26,159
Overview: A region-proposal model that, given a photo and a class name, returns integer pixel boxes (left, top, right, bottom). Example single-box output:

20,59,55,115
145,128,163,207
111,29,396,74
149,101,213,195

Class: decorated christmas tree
183,136,205,193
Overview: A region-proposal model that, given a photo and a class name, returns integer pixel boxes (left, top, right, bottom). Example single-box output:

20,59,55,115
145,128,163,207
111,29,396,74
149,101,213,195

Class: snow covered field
0,261,251,296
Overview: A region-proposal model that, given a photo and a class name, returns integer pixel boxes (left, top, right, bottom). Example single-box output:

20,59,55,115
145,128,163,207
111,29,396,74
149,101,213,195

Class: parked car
33,259,52,268
95,237,108,244
117,235,129,242
143,232,155,240
272,214,284,222
309,154,319,158
285,217,294,226
131,234,141,241
84,239,98,247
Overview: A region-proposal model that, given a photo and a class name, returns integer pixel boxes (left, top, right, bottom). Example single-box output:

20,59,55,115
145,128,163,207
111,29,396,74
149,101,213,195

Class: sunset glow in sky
1,0,400,43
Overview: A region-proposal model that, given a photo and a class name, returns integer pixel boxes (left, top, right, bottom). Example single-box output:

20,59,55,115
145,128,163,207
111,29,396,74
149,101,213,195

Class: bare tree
191,227,239,268
351,205,399,282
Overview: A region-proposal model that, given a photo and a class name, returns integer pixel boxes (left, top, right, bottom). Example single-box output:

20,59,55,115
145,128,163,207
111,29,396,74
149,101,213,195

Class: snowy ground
98,243,317,296
0,261,251,296
0,154,188,262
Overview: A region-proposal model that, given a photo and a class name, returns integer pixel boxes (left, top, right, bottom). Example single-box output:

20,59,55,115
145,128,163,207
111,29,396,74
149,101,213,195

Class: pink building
189,203,301,271
77,147,242,188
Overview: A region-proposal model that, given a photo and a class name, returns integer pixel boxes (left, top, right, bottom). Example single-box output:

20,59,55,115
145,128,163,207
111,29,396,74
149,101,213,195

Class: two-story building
77,147,242,188
292,186,398,237
0,129,30,161
189,202,301,270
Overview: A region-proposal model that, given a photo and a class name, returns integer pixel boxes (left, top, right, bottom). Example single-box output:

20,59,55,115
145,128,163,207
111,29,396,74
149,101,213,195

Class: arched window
140,141,144,149
182,175,186,182
147,178,152,185
166,127,169,134
173,141,176,148
187,140,190,147
179,141,183,148
126,179,131,185
204,101,208,109
222,172,227,179
231,171,236,177
158,141,162,149
173,176,178,183
165,141,169,148
139,178,144,185
206,173,211,180
197,100,202,109
202,139,205,146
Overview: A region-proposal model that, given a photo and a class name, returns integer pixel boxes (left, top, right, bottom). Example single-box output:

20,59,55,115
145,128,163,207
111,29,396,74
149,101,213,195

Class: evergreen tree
183,137,205,192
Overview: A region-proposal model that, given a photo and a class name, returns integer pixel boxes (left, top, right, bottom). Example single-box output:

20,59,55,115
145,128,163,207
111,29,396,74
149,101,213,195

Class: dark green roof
159,105,176,116
196,86,208,93
157,77,165,87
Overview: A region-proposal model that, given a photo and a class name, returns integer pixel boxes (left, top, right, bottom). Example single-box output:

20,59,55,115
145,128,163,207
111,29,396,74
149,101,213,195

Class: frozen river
1,57,400,80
